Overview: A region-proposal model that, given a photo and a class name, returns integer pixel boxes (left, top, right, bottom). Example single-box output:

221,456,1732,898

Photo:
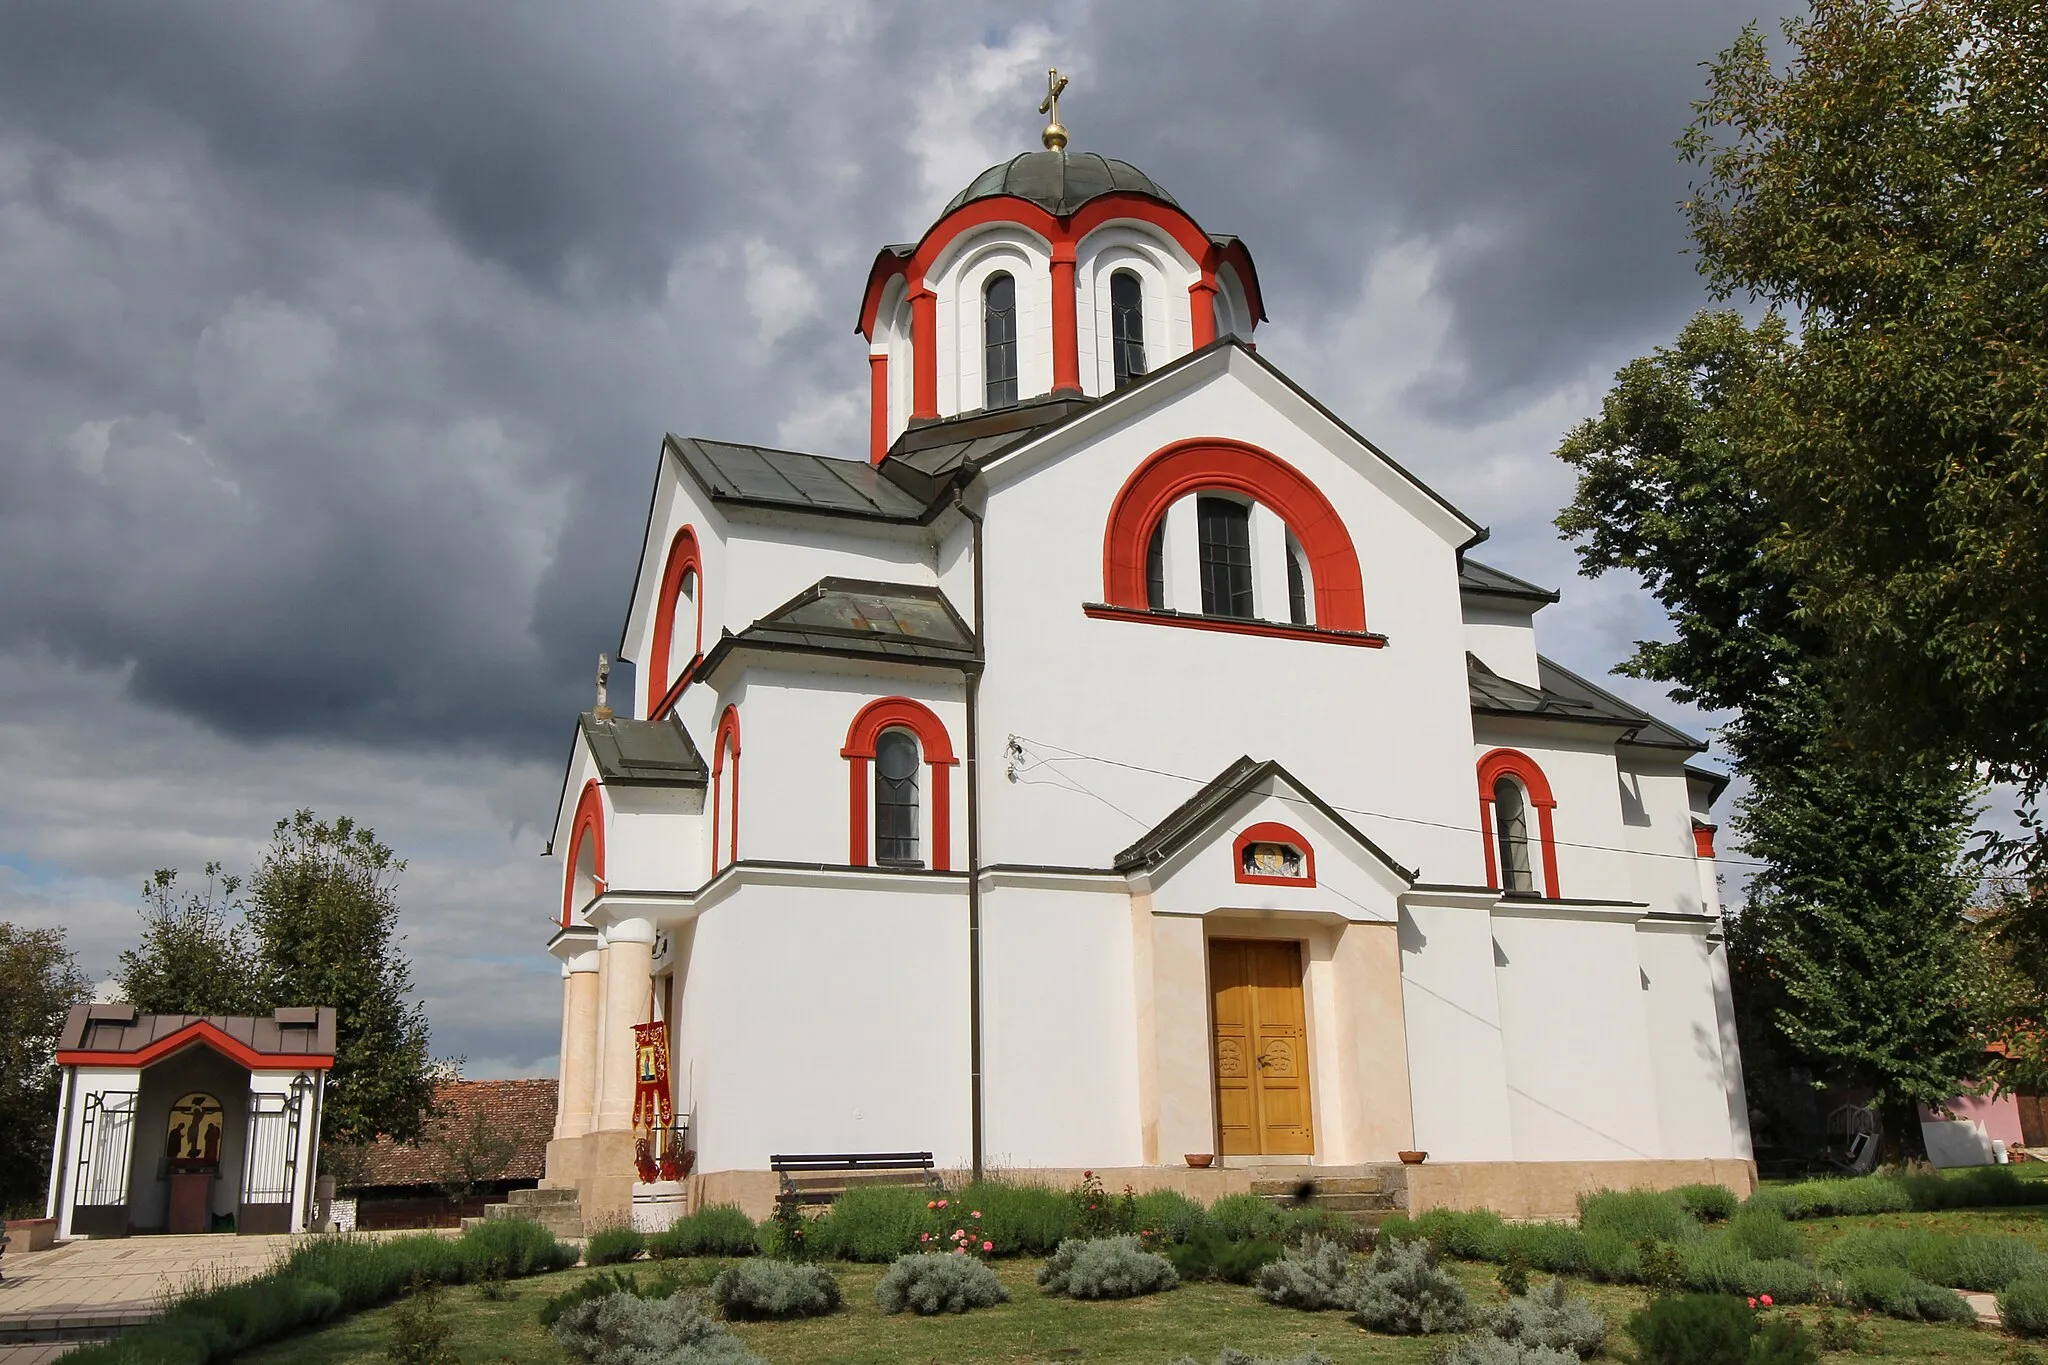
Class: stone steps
464,1185,583,1241
1249,1165,1408,1228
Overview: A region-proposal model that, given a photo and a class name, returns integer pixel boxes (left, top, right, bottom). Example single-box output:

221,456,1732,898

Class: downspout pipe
953,483,987,1182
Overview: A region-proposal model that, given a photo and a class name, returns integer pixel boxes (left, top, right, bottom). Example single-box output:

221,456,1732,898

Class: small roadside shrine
46,1003,334,1238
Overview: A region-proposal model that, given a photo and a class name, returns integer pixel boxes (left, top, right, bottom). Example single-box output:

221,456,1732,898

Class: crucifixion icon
1039,68,1070,150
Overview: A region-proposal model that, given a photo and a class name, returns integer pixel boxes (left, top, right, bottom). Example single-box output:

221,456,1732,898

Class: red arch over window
648,526,704,718
841,697,959,870
710,705,740,872
1101,438,1367,632
1476,748,1560,899
561,779,607,926
1234,821,1316,887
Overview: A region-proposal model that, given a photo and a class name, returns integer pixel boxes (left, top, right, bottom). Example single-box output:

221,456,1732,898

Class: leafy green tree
116,864,264,1016
247,810,435,1144
0,923,90,1216
1680,0,2048,851
1557,310,1996,1156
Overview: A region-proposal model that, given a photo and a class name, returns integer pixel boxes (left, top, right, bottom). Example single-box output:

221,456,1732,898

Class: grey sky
0,1,1785,1076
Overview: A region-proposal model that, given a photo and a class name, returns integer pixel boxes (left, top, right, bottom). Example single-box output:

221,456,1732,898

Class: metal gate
72,1090,138,1237
239,1081,306,1234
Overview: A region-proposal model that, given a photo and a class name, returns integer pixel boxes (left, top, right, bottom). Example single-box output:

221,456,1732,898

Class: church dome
942,150,1180,218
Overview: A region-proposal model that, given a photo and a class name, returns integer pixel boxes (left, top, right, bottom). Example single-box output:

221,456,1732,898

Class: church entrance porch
1209,938,1314,1157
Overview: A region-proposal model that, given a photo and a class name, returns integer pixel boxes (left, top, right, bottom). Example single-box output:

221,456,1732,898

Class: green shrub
1744,1176,1910,1221
1904,1165,2048,1212
957,1179,1079,1255
1724,1209,1801,1263
455,1217,579,1277
1346,1238,1471,1336
1675,1184,1741,1222
386,1279,456,1365
1503,1222,1589,1276
1251,1235,1351,1310
806,1184,928,1261
1578,1189,1700,1246
585,1224,645,1266
536,1268,680,1328
1037,1235,1179,1299
1837,1264,1974,1323
1479,1276,1606,1358
1442,1340,1581,1365
709,1260,841,1320
1580,1228,1641,1283
1676,1240,1821,1302
2000,1278,2048,1338
551,1291,764,1365
1132,1188,1208,1245
1168,1352,1335,1365
1818,1224,2046,1291
874,1252,1010,1314
1626,1292,1756,1365
1165,1226,1284,1284
1381,1208,1508,1261
1209,1193,1286,1243
647,1204,762,1259
1748,1319,1820,1365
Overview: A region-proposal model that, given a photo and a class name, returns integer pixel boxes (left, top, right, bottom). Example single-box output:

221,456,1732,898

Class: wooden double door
1210,938,1315,1156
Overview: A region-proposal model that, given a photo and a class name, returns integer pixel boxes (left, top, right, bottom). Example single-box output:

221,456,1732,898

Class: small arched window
1196,496,1254,619
1493,776,1535,893
711,706,740,874
983,273,1017,409
874,729,921,866
1145,521,1167,609
1285,533,1311,626
1111,270,1146,388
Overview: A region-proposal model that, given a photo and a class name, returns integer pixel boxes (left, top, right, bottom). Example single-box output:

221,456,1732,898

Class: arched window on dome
1110,270,1147,388
1196,495,1255,620
874,729,921,866
983,273,1018,409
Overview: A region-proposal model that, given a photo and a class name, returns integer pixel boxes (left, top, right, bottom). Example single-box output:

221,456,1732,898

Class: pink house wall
1922,1089,2025,1147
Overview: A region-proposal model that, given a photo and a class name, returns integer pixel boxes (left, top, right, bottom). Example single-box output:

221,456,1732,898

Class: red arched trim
841,696,959,870
562,779,607,927
1101,438,1367,631
1475,748,1560,899
910,287,938,421
1189,279,1219,348
1693,822,1717,859
1234,821,1316,887
868,353,890,464
648,526,704,717
1050,243,1080,393
711,706,741,872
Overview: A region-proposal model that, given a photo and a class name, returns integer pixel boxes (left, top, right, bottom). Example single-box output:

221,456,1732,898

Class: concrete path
1966,1291,2002,1327
0,1233,298,1352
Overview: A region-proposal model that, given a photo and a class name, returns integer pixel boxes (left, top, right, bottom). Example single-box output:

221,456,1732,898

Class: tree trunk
1879,1097,1929,1166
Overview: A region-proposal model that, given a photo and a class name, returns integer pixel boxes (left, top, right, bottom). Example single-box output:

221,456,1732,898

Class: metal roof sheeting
1468,653,1704,753
579,713,708,785
942,150,1179,217
669,437,931,520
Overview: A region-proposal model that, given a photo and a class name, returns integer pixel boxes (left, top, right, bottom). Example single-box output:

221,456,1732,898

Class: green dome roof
942,150,1180,218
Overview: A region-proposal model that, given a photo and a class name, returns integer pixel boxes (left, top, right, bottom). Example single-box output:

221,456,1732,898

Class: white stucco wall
1399,893,1515,1161
1637,919,1743,1159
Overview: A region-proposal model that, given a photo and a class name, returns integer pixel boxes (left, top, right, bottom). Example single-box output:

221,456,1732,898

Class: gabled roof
666,435,932,522
701,577,979,675
1459,558,1560,605
579,712,707,786
1468,654,1705,753
57,1004,337,1069
1114,755,1417,882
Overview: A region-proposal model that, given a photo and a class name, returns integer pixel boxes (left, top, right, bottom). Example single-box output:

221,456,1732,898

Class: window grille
983,274,1017,408
875,729,921,866
1111,270,1146,387
242,1084,305,1206
1197,496,1255,619
75,1090,138,1209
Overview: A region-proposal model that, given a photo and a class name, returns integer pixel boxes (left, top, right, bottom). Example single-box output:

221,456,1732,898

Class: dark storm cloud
0,0,1779,760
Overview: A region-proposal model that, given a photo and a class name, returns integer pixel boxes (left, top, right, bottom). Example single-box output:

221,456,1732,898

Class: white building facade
542,145,1753,1223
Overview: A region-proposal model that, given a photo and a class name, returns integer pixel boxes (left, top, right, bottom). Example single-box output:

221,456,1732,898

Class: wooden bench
770,1151,941,1207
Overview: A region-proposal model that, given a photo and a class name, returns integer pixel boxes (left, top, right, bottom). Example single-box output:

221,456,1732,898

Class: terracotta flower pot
1184,1153,1215,1169
1398,1150,1428,1165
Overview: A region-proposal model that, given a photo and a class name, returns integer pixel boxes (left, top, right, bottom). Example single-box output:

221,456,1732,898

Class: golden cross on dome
1039,68,1069,150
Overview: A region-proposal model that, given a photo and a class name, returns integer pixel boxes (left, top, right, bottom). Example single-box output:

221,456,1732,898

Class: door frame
1204,924,1326,1159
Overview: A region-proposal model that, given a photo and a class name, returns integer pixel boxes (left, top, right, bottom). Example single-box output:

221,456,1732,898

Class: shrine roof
1468,654,1704,753
1113,755,1416,882
942,149,1179,218
705,577,977,673
1459,558,1560,605
578,712,707,786
353,1078,556,1189
666,436,932,521
58,1003,336,1067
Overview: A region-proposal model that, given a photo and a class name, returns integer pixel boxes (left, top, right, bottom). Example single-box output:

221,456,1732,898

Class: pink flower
927,1200,937,1209
937,1199,948,1209
1083,1170,1093,1179
971,1211,982,1220
955,1228,965,1238
1760,1295,1773,1307
1747,1297,1758,1309
982,1240,994,1252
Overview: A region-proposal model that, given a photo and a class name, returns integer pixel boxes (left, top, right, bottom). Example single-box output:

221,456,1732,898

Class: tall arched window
1285,532,1311,627
1197,496,1255,619
561,780,607,926
983,273,1017,409
648,525,704,716
874,729,921,866
1111,270,1146,388
710,706,740,873
1145,521,1167,609
1493,777,1535,893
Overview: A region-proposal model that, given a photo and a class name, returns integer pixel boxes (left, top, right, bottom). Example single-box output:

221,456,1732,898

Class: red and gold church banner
631,1018,684,1182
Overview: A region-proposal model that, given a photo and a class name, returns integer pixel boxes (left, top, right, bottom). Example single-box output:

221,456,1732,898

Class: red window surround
562,779,607,927
648,526,704,719
1476,748,1561,900
868,353,889,463
710,706,740,873
1693,822,1717,859
1099,438,1370,634
842,697,959,870
1234,821,1317,887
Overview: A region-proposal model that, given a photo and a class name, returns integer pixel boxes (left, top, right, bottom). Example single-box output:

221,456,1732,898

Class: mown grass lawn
234,1251,2015,1365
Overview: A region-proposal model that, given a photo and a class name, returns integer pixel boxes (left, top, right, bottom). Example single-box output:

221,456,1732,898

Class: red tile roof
355,1079,556,1188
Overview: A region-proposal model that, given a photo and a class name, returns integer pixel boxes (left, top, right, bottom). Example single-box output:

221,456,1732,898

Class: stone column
594,918,656,1132
554,948,601,1141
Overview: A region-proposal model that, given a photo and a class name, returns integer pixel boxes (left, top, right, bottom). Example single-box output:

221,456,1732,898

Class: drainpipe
953,484,987,1182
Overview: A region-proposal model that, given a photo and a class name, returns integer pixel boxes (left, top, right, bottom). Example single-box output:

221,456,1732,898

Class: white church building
542,98,1753,1225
